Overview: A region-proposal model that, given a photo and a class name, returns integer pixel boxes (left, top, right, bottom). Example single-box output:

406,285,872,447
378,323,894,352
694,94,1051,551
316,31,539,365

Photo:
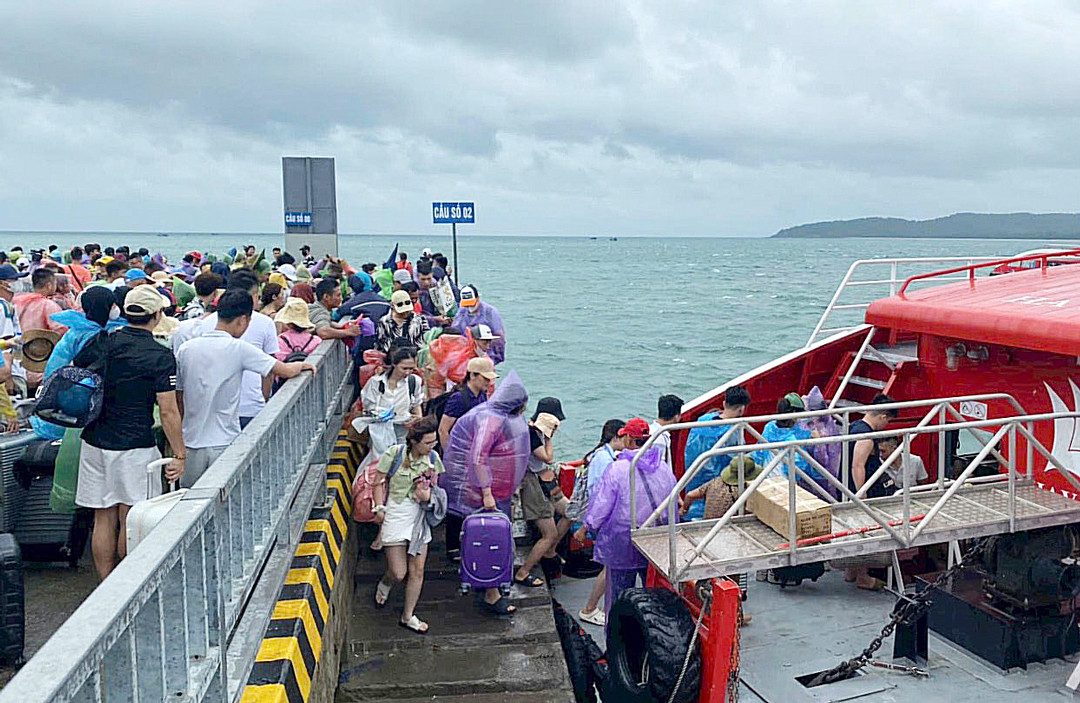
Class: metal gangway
0,341,354,703
630,394,1080,585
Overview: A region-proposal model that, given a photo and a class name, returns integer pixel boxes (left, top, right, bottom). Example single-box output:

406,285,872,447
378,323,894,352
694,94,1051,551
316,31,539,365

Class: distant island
772,213,1080,240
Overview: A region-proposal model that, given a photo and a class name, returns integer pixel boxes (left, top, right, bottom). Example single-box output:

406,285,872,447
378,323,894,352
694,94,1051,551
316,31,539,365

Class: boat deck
633,481,1080,583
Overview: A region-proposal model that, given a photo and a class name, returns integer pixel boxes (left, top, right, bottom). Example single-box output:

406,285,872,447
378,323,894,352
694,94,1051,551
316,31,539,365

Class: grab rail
1,341,354,703
896,247,1080,296
807,256,1001,346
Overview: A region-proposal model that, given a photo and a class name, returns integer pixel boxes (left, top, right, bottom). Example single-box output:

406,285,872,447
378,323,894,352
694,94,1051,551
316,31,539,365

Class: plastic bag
49,428,83,514
428,329,477,387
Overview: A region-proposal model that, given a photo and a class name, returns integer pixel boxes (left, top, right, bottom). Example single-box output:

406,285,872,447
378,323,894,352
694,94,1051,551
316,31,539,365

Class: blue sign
285,211,312,227
432,202,475,224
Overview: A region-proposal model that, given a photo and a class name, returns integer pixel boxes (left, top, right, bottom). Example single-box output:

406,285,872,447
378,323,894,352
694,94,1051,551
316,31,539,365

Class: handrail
1,341,354,703
896,247,1080,296
628,392,1028,532
806,256,1002,346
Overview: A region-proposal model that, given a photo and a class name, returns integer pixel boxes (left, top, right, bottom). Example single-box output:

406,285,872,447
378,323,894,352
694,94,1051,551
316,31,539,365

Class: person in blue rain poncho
752,392,825,487
31,287,126,440
682,386,752,522
582,417,677,634
441,370,530,616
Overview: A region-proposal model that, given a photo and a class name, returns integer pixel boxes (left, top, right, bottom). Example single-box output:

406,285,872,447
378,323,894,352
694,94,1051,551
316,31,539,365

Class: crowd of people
0,241,931,638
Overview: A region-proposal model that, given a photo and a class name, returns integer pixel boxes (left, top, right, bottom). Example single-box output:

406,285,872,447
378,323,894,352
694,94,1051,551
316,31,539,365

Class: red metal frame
896,248,1080,296
647,565,742,703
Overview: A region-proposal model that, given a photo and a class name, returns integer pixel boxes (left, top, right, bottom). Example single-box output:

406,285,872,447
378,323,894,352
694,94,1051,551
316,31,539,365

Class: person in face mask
29,286,127,440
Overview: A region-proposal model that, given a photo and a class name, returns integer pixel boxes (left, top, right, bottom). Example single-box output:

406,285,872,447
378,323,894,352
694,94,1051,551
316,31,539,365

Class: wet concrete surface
336,526,574,702
0,558,98,688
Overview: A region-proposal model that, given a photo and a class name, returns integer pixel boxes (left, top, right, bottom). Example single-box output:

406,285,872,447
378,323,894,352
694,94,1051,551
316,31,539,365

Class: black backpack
281,332,316,363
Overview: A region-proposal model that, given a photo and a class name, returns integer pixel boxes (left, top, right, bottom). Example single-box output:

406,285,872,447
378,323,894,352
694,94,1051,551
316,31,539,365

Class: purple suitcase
460,511,514,594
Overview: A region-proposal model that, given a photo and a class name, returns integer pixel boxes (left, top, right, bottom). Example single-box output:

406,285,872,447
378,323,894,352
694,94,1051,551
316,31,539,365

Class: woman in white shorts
372,416,443,634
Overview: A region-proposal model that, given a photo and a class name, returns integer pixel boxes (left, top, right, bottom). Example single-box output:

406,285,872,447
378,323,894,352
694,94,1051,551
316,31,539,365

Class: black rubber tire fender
606,587,701,703
553,600,597,703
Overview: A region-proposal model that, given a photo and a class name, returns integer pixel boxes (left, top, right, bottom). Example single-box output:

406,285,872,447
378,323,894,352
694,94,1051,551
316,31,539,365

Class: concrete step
369,692,574,703
353,571,552,609
336,641,570,701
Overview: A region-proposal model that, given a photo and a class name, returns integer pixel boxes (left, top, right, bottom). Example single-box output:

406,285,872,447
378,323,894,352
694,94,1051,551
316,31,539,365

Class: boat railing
895,247,1080,296
0,340,354,703
807,256,1001,346
629,393,1080,584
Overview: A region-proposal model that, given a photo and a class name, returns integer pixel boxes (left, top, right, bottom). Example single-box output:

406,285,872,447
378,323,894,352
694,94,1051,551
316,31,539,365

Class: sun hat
152,315,179,339
150,270,171,285
125,269,149,282
470,324,498,340
533,396,566,421
719,456,763,486
618,417,651,440
459,285,478,308
277,263,298,282
466,356,498,380
274,297,315,330
18,329,61,373
392,269,412,285
123,284,170,316
390,290,413,313
268,272,288,289
534,412,560,438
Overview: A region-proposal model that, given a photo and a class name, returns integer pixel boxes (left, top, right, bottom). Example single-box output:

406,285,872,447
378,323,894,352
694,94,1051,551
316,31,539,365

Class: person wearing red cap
581,417,676,633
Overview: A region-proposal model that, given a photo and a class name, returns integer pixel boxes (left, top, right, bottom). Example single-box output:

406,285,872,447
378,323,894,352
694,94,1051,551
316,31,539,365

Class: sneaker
579,608,606,627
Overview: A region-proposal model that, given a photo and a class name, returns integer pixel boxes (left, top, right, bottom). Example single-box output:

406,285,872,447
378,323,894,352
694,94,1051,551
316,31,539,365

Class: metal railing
1,340,353,703
629,393,1080,583
806,256,1001,346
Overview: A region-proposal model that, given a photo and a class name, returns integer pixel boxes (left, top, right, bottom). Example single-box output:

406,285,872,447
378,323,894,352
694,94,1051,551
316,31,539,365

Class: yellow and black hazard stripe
241,430,360,703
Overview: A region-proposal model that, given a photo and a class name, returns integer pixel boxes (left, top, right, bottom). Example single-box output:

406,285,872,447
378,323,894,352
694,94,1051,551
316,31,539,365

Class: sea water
2,232,1060,457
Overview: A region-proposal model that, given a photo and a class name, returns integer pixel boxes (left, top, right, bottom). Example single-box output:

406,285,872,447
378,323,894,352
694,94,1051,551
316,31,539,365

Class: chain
868,660,929,677
807,540,986,688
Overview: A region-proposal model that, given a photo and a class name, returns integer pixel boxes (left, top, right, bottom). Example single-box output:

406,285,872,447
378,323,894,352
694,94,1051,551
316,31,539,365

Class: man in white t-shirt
648,394,684,468
171,270,281,427
176,290,315,487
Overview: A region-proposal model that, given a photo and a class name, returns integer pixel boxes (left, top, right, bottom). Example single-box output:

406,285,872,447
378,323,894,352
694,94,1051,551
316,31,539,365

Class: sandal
374,578,391,608
399,615,429,634
481,596,517,616
579,608,606,627
514,574,545,588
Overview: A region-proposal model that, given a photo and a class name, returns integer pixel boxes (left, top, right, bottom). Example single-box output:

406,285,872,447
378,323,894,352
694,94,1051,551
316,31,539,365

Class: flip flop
374,579,391,608
514,574,545,588
399,615,429,634
481,596,517,617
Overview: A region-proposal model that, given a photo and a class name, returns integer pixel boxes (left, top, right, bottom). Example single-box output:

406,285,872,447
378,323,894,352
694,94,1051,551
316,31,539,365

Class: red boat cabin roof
866,264,1080,356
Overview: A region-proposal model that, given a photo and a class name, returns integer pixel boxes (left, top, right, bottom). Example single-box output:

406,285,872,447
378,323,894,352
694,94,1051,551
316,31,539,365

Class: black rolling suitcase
0,432,36,533
0,533,24,665
13,439,61,490
13,477,91,567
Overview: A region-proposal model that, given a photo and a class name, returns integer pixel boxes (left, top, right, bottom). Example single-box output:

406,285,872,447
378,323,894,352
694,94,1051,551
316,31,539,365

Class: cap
466,356,498,380
96,255,115,266
783,392,805,411
152,315,179,339
459,285,478,308
618,417,651,440
268,272,288,289
125,269,149,282
392,269,413,285
534,412,560,438
533,396,566,421
421,247,433,257
0,264,25,281
123,283,170,316
275,297,315,330
390,290,413,313
470,324,498,341
278,263,298,281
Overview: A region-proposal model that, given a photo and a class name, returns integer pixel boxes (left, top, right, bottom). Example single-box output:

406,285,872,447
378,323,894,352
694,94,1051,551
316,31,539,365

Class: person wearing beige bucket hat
274,297,321,362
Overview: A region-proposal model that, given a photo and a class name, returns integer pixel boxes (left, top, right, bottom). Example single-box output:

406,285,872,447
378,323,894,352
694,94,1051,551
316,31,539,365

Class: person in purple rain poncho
441,370,530,615
796,385,841,498
579,417,677,633
449,284,505,365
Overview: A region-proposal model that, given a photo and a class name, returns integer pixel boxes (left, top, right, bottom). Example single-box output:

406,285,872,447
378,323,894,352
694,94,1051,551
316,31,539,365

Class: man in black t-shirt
73,284,186,579
843,393,897,591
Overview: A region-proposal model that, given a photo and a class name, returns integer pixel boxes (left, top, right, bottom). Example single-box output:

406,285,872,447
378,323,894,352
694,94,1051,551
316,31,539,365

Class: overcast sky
3,1,1079,237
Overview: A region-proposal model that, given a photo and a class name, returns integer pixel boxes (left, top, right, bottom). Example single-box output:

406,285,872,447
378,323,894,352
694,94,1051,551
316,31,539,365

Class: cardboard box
747,477,832,540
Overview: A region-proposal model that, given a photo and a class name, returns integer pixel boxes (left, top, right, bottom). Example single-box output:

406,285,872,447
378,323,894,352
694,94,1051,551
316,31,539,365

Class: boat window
957,427,995,457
